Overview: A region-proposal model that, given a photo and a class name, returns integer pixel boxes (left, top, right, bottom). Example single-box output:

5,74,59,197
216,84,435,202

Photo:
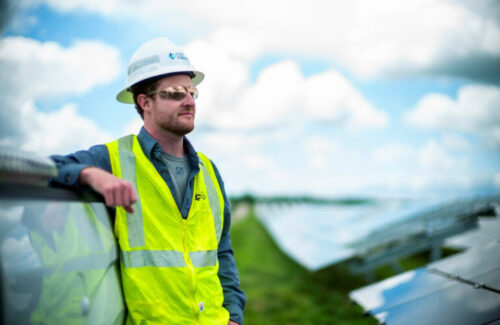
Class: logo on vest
195,193,207,201
199,301,204,312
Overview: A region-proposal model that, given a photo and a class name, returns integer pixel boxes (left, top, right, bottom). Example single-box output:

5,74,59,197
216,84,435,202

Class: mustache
179,106,195,114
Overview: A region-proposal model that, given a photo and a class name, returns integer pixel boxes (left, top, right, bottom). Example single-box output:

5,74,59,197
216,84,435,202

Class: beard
168,121,194,136
158,107,195,136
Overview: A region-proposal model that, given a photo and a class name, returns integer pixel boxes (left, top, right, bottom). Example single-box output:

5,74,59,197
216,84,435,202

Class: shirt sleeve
49,144,111,189
212,161,246,325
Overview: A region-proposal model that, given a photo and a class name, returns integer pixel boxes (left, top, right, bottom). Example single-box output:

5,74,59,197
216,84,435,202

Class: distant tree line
229,193,375,207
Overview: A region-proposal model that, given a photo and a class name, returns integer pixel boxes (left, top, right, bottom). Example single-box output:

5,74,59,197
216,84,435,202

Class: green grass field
230,208,379,325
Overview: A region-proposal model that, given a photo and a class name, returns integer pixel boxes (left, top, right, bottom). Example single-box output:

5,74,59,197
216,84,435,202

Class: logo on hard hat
169,52,188,61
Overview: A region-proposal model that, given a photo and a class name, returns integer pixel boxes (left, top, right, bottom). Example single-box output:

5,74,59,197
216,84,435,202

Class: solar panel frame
428,242,500,290
371,276,500,325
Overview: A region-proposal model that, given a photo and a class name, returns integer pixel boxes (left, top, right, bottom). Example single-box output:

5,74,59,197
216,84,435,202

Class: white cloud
299,135,340,169
417,139,466,170
304,70,389,129
124,117,143,136
373,143,415,164
353,138,487,195
191,56,388,131
227,60,304,130
300,135,339,154
308,155,328,169
0,36,120,99
190,126,307,196
441,133,472,152
404,84,500,147
196,132,264,153
14,100,112,155
195,125,482,197
191,126,492,197
185,38,251,127
403,93,455,129
23,0,500,82
0,36,119,154
244,153,273,170
209,29,262,64
381,138,474,193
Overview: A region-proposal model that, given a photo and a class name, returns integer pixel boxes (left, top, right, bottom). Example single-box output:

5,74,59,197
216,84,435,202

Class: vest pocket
127,300,167,324
205,292,230,324
212,290,224,308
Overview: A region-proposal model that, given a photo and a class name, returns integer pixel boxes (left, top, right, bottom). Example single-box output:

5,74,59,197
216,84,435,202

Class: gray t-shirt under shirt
159,152,190,208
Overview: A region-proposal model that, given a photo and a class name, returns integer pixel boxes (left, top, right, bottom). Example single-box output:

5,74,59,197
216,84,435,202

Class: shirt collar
137,127,200,168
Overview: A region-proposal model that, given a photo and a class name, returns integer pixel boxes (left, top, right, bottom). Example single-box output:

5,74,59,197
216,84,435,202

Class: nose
183,92,196,107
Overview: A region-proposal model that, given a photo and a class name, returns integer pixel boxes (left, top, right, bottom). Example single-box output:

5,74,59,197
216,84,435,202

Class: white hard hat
116,37,204,103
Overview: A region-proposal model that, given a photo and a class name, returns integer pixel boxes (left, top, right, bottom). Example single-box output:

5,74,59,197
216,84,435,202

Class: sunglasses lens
169,90,187,100
157,89,184,100
155,86,198,100
189,87,198,99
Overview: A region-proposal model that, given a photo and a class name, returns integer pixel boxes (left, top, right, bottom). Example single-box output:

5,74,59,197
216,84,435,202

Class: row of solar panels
350,216,500,324
255,196,500,324
255,197,497,272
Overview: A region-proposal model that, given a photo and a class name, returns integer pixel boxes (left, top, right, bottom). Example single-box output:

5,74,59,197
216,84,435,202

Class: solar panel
350,212,500,324
349,268,450,312
255,199,450,270
371,279,500,325
428,242,500,290
350,265,500,324
446,216,500,249
255,196,497,271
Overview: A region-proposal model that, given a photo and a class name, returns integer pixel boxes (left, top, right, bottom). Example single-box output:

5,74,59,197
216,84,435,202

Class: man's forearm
50,144,111,188
79,167,137,213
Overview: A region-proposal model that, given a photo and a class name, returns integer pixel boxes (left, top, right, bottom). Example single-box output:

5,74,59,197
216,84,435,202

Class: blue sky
1,0,499,199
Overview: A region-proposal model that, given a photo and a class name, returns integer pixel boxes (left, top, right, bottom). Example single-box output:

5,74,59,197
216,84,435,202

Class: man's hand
79,167,137,213
228,321,239,325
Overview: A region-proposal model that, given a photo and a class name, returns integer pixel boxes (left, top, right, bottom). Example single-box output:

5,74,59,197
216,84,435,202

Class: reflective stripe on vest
120,249,217,268
116,135,222,268
190,249,218,268
121,249,186,268
118,135,145,248
198,154,223,243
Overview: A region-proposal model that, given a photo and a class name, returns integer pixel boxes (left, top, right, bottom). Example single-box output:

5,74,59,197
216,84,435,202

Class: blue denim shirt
50,127,246,324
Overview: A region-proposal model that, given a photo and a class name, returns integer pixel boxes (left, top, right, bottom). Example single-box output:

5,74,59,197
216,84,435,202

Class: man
50,37,246,325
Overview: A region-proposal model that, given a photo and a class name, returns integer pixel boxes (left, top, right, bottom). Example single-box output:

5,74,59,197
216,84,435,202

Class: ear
137,94,152,112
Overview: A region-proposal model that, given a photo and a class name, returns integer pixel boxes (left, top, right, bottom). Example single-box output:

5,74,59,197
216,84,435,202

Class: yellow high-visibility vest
106,135,229,325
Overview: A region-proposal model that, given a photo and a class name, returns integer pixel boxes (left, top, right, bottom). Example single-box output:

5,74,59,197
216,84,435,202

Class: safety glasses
147,85,198,101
